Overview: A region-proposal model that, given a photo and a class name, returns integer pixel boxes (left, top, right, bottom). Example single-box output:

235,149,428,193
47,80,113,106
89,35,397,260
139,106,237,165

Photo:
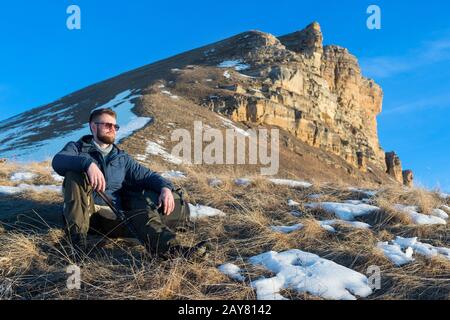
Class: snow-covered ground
431,208,449,220
10,172,37,181
234,178,252,187
217,60,250,71
218,115,251,136
161,90,179,100
305,202,380,221
290,210,303,217
439,192,449,199
395,237,450,261
0,184,61,195
271,223,304,234
377,242,414,266
268,179,312,189
0,89,150,162
51,172,64,183
441,205,450,213
188,204,226,220
393,204,447,225
218,263,245,282
344,199,371,205
378,236,450,266
143,141,184,165
161,170,186,180
248,249,373,300
318,219,371,232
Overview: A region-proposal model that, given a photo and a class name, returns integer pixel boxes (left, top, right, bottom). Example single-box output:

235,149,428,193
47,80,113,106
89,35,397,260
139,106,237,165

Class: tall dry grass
0,160,448,300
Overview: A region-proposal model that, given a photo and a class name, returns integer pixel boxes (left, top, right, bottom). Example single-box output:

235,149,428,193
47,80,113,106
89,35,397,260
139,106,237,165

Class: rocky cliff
200,22,410,184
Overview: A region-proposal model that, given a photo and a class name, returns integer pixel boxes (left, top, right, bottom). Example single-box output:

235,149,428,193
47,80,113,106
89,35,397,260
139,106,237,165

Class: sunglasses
95,122,120,131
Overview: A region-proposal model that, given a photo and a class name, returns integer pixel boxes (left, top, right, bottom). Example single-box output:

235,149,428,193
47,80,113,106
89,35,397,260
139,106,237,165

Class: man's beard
97,132,115,144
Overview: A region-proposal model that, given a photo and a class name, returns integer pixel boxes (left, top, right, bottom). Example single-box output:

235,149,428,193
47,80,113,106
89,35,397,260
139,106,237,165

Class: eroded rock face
402,170,414,187
385,152,403,183
209,22,387,173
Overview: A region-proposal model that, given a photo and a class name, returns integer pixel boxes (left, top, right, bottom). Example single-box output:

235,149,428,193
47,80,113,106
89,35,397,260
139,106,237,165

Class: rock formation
402,170,414,187
207,22,388,176
385,151,403,183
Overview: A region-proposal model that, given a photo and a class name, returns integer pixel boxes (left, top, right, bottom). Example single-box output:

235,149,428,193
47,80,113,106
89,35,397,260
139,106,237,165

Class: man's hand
87,162,106,192
158,187,175,215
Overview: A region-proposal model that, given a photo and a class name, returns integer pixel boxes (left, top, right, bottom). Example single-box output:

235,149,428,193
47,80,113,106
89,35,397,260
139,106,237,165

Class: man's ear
89,122,95,134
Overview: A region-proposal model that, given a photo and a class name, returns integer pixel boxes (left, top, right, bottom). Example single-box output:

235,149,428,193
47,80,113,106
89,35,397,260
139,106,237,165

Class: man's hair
89,108,117,123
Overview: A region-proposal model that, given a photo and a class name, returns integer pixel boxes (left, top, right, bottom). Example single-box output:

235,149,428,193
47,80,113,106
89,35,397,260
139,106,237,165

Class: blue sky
0,0,449,191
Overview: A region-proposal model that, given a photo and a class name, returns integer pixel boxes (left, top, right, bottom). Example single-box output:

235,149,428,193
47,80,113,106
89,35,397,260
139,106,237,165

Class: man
52,108,198,257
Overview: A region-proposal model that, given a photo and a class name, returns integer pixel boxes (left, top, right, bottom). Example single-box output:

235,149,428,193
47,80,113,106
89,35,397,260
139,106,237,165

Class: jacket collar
77,135,123,157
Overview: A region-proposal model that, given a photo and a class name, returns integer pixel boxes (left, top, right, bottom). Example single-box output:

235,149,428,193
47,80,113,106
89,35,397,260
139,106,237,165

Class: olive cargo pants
62,171,190,254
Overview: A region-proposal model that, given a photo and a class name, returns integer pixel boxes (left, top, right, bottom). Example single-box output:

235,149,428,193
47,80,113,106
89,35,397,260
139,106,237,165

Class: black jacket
52,135,174,209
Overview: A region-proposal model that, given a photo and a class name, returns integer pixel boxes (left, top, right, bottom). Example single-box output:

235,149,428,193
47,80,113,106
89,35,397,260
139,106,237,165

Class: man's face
91,114,118,144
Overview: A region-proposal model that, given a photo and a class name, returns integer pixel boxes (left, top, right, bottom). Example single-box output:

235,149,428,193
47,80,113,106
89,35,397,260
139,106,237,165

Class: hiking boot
175,221,196,233
65,233,88,263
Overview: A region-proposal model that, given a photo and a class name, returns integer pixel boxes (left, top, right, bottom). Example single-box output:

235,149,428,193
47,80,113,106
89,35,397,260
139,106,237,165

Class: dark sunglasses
95,122,120,131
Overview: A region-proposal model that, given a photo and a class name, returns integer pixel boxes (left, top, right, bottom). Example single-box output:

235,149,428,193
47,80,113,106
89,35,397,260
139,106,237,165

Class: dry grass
0,160,58,187
0,161,449,300
374,185,443,215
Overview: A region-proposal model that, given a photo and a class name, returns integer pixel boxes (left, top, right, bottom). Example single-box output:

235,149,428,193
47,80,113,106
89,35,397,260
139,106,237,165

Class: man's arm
125,157,174,193
52,142,93,176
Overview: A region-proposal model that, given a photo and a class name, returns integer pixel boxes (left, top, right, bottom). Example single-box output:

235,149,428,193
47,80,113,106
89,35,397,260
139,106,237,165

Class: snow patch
305,202,380,221
0,184,62,195
145,141,184,165
234,178,252,187
218,263,244,281
248,250,373,300
431,208,449,220
378,236,450,265
319,219,371,232
268,179,312,189
287,199,300,207
161,170,186,180
188,204,226,220
1,89,146,161
161,90,179,100
394,204,447,225
10,172,37,181
377,242,414,266
290,210,303,217
51,172,64,183
271,223,304,234
218,60,250,71
218,115,251,136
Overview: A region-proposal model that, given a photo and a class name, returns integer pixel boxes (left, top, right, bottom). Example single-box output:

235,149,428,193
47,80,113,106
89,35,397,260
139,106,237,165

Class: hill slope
0,22,409,188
